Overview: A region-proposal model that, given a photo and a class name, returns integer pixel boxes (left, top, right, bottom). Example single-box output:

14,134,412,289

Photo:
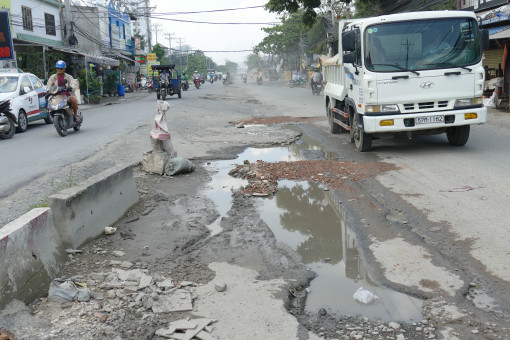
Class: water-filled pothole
204,140,423,322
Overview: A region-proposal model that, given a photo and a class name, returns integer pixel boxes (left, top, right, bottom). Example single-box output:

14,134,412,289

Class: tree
246,53,263,71
265,0,329,26
186,51,207,75
254,10,327,70
151,43,167,63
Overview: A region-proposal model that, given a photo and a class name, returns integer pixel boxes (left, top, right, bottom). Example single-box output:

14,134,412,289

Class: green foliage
216,60,239,75
186,52,207,75
78,68,103,96
151,43,167,62
353,0,457,17
246,53,264,71
103,72,118,95
254,10,327,69
16,47,66,80
265,0,326,26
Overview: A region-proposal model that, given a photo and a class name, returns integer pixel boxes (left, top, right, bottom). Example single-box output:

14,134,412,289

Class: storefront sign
0,12,13,59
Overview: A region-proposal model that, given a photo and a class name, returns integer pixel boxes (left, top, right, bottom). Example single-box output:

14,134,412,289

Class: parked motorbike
0,99,16,140
181,80,189,91
194,78,201,89
47,81,82,137
311,81,323,95
257,76,262,85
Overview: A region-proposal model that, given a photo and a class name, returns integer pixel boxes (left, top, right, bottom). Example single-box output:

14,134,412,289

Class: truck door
344,27,363,110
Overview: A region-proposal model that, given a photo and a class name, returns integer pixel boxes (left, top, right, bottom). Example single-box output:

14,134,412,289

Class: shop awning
488,25,510,39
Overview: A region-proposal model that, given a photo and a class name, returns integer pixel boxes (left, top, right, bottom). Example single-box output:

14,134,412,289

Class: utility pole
177,38,184,67
64,0,72,45
164,33,175,63
152,23,163,45
144,0,152,51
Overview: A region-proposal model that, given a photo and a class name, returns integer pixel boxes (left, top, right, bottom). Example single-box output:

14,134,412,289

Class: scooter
181,80,189,91
47,81,83,137
243,77,247,84
311,81,323,95
194,78,201,89
257,76,262,85
0,99,16,140
147,80,154,93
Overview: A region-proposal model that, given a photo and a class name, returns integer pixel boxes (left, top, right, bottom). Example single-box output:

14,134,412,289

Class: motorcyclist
160,69,171,93
311,68,323,90
47,60,80,122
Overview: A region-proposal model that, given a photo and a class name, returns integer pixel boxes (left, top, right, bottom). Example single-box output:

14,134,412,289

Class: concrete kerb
80,90,151,111
0,208,67,309
48,163,139,249
0,164,140,309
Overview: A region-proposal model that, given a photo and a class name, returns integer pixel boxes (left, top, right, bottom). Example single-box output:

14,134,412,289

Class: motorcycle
159,79,169,100
257,76,262,85
243,77,247,84
181,80,189,91
209,78,214,84
147,80,154,93
0,99,16,140
311,81,323,95
194,78,201,89
47,81,83,137
222,78,229,86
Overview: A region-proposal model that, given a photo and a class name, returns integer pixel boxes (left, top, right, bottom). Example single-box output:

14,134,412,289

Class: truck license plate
416,115,444,124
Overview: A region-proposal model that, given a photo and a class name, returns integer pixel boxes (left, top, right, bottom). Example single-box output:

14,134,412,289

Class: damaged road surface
1,82,510,339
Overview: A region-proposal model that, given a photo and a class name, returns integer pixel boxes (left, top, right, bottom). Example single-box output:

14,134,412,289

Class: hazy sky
149,0,280,66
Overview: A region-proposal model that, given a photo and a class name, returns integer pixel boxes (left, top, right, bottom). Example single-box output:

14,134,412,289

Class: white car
0,71,51,132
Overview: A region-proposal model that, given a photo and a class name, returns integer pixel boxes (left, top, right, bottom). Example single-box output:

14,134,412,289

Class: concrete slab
0,208,67,309
49,164,139,249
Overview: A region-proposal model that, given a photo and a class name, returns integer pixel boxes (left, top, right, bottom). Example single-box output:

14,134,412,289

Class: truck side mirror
342,30,356,52
481,29,490,50
343,52,356,64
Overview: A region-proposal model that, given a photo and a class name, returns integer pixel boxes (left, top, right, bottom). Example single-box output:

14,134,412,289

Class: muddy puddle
204,137,423,322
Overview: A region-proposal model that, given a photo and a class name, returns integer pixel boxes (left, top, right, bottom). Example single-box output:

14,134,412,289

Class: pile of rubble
228,159,397,196
17,264,221,340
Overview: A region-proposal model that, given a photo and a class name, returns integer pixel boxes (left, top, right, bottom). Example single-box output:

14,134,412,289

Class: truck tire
447,125,470,146
327,101,340,134
352,113,372,152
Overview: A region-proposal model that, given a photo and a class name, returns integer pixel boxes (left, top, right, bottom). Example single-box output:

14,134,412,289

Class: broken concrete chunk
196,330,218,340
156,279,174,289
112,250,125,257
152,292,193,313
138,273,153,290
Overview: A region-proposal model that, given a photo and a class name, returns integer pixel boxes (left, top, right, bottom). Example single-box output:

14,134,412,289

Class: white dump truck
324,11,489,151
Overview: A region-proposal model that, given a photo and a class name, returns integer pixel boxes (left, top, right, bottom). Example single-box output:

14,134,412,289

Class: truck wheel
447,125,470,146
327,101,340,134
352,113,372,152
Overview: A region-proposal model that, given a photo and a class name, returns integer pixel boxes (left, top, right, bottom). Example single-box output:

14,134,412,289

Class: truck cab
324,11,489,151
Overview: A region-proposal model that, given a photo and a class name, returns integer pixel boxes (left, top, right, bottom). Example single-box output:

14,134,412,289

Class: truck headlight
366,104,400,114
454,97,483,108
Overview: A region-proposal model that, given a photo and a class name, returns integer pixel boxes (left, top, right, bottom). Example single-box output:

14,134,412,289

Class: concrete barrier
0,208,68,309
49,163,139,249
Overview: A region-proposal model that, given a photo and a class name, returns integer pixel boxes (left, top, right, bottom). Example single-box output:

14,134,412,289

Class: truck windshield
364,17,480,72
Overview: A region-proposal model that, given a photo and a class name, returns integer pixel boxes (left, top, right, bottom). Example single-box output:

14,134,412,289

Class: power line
150,17,279,25
151,5,265,15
